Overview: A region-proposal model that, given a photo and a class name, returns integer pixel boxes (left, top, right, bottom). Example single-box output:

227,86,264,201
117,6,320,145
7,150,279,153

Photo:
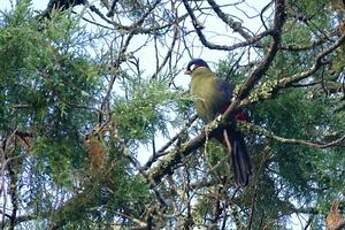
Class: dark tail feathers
223,129,252,186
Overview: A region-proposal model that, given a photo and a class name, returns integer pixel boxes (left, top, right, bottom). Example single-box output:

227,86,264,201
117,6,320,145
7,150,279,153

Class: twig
278,33,345,88
206,0,253,41
303,215,313,230
106,0,119,17
182,0,273,51
124,147,168,208
151,24,179,80
142,115,197,170
260,1,273,30
90,0,179,35
239,34,345,108
239,122,345,149
247,186,257,230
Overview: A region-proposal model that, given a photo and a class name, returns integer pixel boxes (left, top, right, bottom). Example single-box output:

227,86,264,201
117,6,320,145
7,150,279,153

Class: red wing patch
235,111,248,122
220,104,248,122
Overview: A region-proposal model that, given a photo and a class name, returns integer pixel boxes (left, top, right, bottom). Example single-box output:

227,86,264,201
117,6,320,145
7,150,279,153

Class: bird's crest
185,58,210,74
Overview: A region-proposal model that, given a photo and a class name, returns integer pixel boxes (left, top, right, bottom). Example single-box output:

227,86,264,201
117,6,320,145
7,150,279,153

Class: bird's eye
190,64,196,71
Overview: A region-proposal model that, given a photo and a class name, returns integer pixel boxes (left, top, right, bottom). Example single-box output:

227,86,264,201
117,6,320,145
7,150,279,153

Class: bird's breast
190,75,217,121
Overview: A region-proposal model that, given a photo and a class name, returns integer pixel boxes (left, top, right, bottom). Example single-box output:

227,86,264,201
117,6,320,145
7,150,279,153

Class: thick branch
223,0,285,119
240,33,345,108
147,118,226,183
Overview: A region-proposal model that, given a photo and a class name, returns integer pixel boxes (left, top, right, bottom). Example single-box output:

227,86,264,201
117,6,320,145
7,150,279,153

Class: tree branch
147,0,286,184
106,0,119,17
142,115,197,170
239,122,345,149
278,34,345,88
239,33,345,108
223,0,285,119
206,0,253,41
182,0,273,51
89,0,185,35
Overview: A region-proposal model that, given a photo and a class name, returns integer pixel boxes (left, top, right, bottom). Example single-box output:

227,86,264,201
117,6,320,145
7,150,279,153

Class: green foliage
31,136,84,187
0,1,102,224
252,89,345,218
0,5,100,202
0,2,157,228
216,54,247,84
113,77,182,142
204,141,229,178
0,2,99,133
1,0,345,229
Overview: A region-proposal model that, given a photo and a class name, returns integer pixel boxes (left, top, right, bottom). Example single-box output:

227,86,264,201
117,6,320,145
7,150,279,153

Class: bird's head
184,58,210,75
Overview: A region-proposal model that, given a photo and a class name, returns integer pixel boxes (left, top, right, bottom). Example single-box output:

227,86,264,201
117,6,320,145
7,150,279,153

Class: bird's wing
212,78,233,114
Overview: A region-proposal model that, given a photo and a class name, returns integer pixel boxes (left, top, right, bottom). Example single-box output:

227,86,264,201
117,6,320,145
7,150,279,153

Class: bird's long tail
222,128,252,186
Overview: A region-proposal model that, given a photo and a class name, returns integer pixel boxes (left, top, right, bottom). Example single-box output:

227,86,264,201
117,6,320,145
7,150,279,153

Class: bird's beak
184,70,191,75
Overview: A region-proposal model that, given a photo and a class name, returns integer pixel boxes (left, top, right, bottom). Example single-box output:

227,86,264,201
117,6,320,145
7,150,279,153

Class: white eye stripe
191,64,207,72
191,64,203,71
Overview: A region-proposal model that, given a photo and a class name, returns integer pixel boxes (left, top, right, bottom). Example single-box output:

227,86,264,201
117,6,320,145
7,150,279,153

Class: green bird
185,58,252,186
